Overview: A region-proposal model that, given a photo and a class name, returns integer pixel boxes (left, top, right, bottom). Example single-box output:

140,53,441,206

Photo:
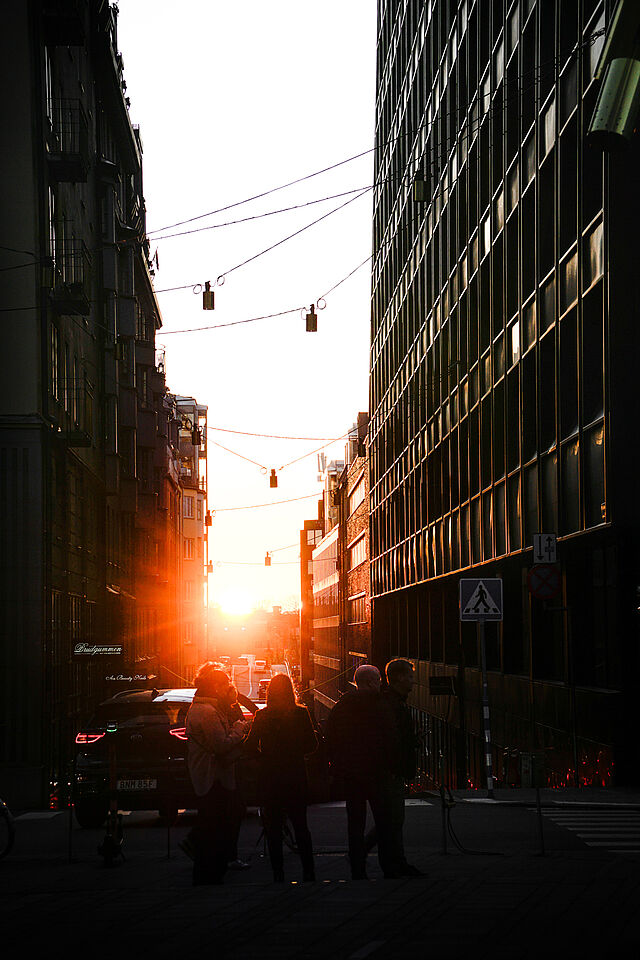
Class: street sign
459,578,503,621
533,533,557,564
527,564,562,600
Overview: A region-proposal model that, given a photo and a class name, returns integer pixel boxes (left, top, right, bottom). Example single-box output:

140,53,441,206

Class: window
185,581,193,601
183,496,194,519
348,594,367,624
196,499,203,521
184,539,194,560
583,220,603,290
348,473,366,515
348,534,367,570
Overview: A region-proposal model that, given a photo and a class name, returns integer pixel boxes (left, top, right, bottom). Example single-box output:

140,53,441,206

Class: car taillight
75,732,106,744
170,727,188,740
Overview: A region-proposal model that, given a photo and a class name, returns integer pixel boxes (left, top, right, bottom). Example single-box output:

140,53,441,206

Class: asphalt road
3,798,640,957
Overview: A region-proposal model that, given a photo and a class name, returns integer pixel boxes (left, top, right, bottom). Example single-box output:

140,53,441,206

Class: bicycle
0,798,15,859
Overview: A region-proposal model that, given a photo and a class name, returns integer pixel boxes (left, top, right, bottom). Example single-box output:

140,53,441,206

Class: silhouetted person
324,664,398,879
244,673,317,882
186,664,249,885
381,658,425,877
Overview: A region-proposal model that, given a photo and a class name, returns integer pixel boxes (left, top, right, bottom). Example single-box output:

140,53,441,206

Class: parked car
73,687,258,828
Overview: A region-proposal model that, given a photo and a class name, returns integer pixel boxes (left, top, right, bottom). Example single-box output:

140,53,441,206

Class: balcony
47,100,89,182
49,240,91,315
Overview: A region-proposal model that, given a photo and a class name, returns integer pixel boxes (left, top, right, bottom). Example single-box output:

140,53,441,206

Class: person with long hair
185,663,249,885
244,672,318,882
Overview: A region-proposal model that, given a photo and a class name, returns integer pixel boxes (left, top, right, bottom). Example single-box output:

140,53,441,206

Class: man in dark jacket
324,664,398,879
381,658,424,877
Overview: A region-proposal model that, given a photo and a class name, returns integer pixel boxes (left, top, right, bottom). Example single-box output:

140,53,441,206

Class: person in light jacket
186,663,250,885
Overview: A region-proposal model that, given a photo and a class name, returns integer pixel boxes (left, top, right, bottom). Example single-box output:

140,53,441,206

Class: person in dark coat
380,658,425,877
244,672,318,882
324,664,398,879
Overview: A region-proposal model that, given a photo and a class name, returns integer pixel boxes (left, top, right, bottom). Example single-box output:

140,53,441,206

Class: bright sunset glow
217,589,256,618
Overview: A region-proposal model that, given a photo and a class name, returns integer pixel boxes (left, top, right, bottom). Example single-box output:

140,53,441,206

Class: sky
116,2,378,613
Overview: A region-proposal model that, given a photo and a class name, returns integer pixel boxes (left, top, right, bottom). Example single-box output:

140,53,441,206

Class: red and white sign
527,564,561,601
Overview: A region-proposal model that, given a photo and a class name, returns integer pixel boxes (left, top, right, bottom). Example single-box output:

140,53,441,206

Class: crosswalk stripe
541,809,640,854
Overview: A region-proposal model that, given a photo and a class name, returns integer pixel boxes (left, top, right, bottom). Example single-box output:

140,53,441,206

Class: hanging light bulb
269,469,278,488
264,552,271,567
202,281,215,310
305,303,317,332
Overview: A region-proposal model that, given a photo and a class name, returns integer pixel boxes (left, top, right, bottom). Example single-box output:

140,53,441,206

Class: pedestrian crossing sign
459,578,503,621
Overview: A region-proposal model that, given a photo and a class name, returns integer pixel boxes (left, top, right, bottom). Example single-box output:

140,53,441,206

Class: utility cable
215,187,372,285
157,306,304,334
147,187,376,241
207,425,341,441
146,147,378,235
211,492,320,513
278,431,352,472
207,437,269,472
144,26,605,238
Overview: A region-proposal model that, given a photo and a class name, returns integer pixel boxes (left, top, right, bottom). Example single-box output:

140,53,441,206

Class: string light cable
210,492,321,514
207,424,345,441
0,30,607,309
143,25,605,239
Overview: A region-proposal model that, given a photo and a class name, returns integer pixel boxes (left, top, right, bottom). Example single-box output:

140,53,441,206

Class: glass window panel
507,162,519,215
508,472,521,551
541,452,559,531
524,463,538,545
560,58,578,126
583,220,604,289
560,250,578,313
584,422,605,528
495,482,506,555
523,298,536,350
540,99,556,159
483,491,493,559
510,319,521,367
523,130,536,188
540,275,556,334
561,438,580,533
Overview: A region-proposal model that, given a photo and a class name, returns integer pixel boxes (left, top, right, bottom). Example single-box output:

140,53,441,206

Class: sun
217,589,255,617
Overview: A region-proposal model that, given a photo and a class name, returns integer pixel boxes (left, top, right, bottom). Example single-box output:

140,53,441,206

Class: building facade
342,414,372,681
370,0,640,788
0,1,207,807
176,396,209,682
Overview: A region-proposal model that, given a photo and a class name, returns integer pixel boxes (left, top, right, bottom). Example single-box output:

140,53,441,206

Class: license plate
117,778,157,791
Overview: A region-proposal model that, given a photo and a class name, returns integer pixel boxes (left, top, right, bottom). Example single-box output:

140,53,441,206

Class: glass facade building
370,0,640,787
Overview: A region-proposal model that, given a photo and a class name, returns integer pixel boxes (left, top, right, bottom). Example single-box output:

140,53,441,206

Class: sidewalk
2,797,639,958
435,785,640,808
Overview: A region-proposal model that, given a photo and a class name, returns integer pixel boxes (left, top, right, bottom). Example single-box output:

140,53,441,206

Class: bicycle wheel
0,802,15,860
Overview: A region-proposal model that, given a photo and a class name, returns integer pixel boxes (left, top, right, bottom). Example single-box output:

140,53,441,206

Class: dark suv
73,688,256,828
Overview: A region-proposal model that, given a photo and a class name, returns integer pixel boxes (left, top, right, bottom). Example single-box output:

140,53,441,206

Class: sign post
460,578,503,799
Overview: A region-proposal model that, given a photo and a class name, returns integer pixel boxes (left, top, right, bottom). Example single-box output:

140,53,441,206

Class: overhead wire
206,437,269,472
146,186,377,242
143,26,605,241
212,492,320,512
146,146,378,235
207,425,341,441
